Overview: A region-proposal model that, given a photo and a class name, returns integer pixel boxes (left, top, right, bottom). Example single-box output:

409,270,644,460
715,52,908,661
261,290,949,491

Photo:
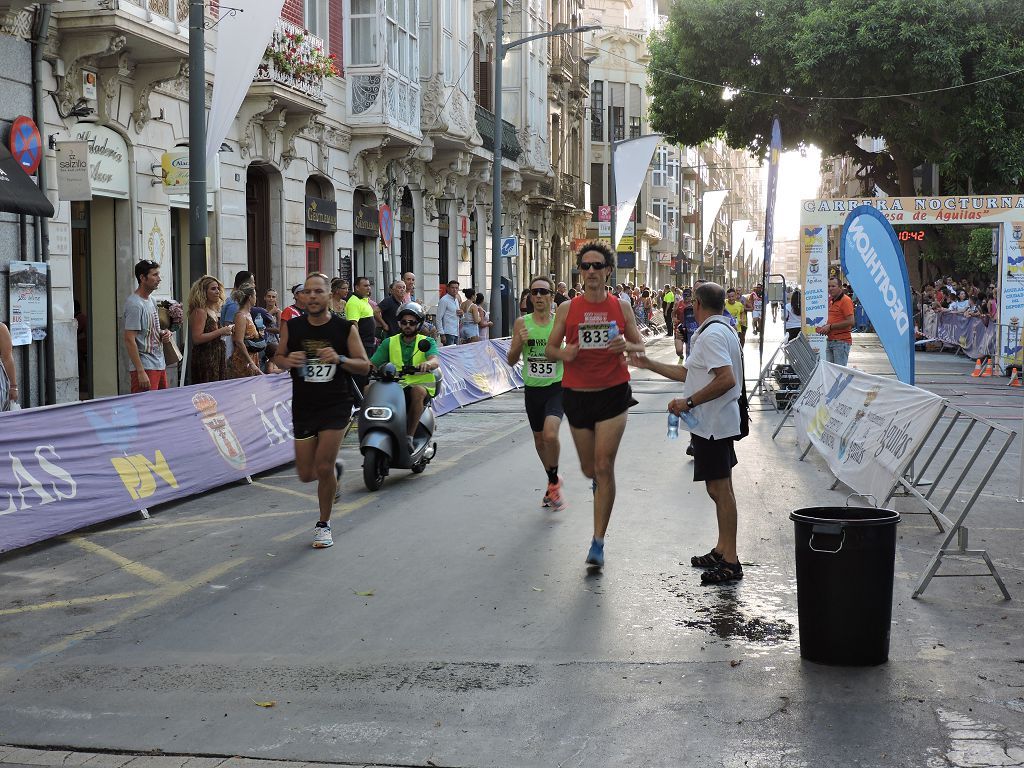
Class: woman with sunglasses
545,241,646,569
507,276,566,511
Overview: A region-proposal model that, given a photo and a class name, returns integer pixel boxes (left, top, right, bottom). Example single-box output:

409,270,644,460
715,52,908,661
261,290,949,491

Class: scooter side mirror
417,339,432,353
381,362,398,379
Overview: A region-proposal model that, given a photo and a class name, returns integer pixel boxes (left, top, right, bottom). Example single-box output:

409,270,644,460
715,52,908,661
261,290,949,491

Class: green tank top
522,313,563,387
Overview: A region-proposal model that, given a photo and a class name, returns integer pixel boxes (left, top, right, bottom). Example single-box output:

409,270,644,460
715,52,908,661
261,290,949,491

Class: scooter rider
369,302,440,453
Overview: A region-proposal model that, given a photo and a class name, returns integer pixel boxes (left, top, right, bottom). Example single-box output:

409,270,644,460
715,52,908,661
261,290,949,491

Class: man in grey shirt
437,279,463,346
123,259,171,393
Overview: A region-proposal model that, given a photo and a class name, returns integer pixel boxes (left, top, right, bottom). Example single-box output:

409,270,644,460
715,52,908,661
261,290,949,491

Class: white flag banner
793,362,943,503
701,190,729,247
612,134,662,250
206,0,286,166
731,219,749,257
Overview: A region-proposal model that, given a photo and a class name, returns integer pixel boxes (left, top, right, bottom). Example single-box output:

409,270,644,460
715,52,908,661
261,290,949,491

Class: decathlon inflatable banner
840,205,915,384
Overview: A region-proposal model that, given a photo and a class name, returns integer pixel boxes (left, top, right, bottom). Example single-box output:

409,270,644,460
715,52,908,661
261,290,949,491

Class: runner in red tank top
545,241,646,569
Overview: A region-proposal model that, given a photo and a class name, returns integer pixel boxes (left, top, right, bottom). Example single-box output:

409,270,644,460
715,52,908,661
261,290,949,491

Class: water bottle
608,320,619,340
666,412,680,439
680,409,699,430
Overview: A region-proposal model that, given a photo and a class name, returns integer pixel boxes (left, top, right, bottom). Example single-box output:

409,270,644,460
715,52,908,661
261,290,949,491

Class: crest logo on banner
840,205,914,384
193,392,248,470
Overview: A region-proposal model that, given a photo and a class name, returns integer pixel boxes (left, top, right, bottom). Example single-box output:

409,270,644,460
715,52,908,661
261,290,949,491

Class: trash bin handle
846,493,878,507
809,525,845,554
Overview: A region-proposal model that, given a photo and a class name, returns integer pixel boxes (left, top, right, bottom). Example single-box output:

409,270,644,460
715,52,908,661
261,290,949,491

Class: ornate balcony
250,19,330,111
475,105,522,162
549,38,575,83
558,172,582,209
571,57,590,98
52,0,189,61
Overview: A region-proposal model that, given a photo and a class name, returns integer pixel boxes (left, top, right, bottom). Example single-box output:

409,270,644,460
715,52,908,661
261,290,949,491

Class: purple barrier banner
0,339,530,553
0,374,296,553
935,313,997,359
433,339,523,416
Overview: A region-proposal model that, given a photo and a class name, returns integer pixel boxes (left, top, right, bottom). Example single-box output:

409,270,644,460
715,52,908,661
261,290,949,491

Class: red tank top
561,293,630,390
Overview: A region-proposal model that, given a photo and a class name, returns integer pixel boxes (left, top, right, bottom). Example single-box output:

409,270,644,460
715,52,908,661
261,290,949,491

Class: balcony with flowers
251,19,337,111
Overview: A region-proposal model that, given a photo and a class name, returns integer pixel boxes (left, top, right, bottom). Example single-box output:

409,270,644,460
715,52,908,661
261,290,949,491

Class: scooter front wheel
363,447,388,491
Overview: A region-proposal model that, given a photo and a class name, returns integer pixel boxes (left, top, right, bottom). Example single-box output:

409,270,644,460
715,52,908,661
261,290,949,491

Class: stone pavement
1,319,1023,768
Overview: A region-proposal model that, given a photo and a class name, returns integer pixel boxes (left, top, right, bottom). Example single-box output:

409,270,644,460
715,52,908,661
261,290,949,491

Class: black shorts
562,382,637,431
524,382,564,432
691,433,738,482
293,401,353,440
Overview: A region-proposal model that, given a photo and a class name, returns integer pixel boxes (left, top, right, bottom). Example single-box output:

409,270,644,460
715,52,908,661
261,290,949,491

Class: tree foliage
648,0,1024,195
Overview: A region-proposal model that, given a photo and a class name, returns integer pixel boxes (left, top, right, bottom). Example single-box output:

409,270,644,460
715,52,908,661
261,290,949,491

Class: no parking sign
379,204,393,250
10,116,42,175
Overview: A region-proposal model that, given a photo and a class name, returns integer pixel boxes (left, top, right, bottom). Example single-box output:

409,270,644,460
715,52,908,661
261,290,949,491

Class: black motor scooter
357,339,440,491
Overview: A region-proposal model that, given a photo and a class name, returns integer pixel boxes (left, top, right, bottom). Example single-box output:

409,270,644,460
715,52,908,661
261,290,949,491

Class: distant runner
507,276,566,512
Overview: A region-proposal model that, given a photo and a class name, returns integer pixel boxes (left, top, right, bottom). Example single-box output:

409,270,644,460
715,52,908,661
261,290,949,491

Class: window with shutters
474,35,492,110
591,163,604,217
610,106,625,141
629,116,641,139
591,80,604,142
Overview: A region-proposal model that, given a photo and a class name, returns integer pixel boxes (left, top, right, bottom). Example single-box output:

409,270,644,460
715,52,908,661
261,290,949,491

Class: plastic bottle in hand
680,409,699,430
667,412,680,439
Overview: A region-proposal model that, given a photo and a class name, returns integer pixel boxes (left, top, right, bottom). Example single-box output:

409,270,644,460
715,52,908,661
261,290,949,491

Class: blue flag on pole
761,117,781,276
840,205,915,384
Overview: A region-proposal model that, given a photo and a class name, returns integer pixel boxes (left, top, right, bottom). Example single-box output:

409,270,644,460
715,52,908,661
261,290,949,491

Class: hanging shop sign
55,141,92,201
161,150,189,190
354,204,378,237
73,124,130,199
305,196,337,231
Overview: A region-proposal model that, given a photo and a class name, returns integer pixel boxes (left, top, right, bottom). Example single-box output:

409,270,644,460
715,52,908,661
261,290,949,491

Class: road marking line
65,538,172,586
84,509,313,536
0,559,248,675
0,591,156,616
251,480,319,501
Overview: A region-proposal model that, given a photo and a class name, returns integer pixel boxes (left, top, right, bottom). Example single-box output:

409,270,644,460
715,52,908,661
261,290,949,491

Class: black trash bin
790,506,900,666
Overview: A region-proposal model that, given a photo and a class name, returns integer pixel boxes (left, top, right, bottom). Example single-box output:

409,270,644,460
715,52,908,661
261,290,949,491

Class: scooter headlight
363,407,393,420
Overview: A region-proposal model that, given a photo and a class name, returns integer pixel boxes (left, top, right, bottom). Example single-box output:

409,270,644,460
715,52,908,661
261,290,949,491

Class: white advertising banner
206,0,287,166
54,141,91,201
794,362,943,502
731,220,749,257
612,134,662,251
802,224,829,358
998,222,1024,370
702,190,729,248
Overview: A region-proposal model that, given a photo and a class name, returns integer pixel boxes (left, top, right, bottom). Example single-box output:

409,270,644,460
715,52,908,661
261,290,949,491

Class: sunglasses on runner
530,288,552,296
579,262,607,271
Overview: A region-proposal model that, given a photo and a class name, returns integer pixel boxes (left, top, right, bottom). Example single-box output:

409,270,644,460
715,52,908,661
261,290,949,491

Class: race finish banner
840,205,914,384
0,341,526,553
793,362,943,503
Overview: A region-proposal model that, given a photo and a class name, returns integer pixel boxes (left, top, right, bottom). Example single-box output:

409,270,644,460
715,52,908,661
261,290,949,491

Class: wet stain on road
661,564,798,648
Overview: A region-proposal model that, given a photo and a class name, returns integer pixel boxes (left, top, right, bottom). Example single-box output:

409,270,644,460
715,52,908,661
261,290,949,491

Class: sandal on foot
690,549,724,568
701,561,743,584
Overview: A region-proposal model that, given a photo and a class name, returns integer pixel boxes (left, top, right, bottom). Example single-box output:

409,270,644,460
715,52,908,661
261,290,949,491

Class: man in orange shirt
815,277,855,366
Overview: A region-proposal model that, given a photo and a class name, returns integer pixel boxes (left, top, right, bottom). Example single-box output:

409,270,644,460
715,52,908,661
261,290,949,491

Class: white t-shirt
948,299,969,312
437,293,461,336
785,305,803,330
682,318,742,440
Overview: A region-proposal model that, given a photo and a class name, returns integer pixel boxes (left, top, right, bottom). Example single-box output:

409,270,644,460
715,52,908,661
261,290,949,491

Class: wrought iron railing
253,18,328,101
559,172,581,208
475,105,523,162
122,0,189,23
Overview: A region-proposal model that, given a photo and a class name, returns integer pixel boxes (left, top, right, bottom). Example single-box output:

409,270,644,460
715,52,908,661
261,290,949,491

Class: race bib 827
304,362,336,382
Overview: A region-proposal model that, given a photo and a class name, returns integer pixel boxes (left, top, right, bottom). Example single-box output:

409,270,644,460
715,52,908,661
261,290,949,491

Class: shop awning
0,143,53,217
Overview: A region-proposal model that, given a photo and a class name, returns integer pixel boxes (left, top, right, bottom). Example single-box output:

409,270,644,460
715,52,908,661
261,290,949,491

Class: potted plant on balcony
264,30,341,82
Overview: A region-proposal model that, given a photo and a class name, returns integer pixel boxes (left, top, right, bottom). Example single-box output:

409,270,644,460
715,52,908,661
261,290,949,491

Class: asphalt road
2,317,1023,768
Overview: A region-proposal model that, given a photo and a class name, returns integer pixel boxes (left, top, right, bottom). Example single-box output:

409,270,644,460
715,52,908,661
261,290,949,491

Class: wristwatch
685,397,696,410
338,355,347,366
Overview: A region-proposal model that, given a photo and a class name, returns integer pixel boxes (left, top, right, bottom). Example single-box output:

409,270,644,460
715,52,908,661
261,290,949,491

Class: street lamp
490,11,601,336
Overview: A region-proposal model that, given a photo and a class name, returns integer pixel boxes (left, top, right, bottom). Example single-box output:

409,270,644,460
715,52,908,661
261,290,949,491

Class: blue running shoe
585,538,604,568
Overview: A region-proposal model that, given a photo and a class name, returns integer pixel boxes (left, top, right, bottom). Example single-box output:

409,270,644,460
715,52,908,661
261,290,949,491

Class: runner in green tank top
507,276,567,511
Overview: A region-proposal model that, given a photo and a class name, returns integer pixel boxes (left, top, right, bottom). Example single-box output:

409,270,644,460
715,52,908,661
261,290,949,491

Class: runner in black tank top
273,274,371,549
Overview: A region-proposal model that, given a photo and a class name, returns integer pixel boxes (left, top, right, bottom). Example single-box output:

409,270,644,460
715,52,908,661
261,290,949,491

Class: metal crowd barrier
885,404,1016,599
770,334,820,439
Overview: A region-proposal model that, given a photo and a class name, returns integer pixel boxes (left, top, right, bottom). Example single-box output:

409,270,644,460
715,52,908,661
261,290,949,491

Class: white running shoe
313,523,333,548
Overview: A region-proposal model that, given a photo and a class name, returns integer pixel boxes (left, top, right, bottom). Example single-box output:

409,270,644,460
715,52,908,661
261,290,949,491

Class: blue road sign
501,236,518,258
